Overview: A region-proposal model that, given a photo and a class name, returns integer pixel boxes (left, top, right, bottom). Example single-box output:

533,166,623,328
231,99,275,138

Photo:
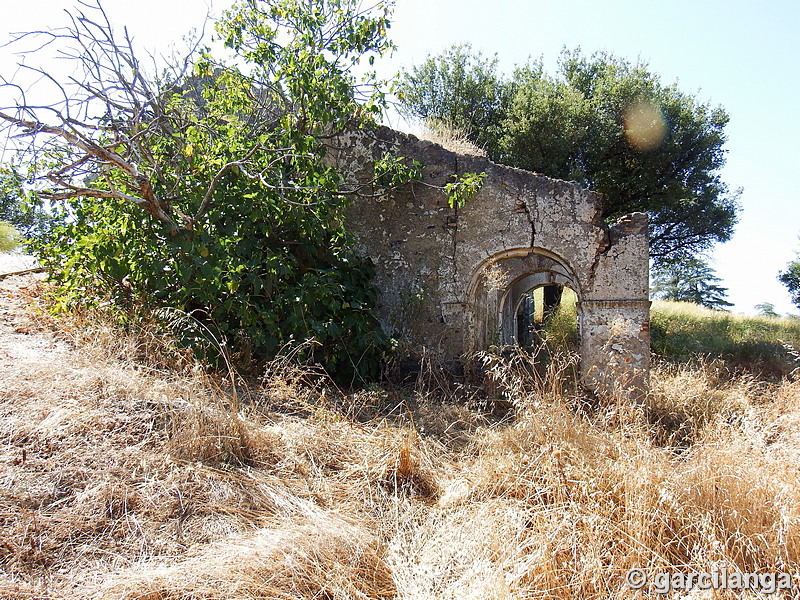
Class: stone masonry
329,126,651,395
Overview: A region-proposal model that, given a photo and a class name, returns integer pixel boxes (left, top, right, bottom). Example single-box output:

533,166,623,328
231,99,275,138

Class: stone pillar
578,299,651,397
579,212,651,398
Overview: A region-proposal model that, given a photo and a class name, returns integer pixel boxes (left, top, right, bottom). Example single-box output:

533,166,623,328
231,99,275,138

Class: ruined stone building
330,126,651,395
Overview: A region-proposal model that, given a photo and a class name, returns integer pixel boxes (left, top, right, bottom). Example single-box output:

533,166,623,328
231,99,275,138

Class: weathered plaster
329,126,651,395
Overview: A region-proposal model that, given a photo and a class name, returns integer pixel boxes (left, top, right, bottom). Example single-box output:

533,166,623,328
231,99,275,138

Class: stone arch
466,247,582,352
337,125,651,396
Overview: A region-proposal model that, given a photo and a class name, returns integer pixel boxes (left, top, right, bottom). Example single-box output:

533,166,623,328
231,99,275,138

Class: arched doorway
466,248,582,353
509,284,579,348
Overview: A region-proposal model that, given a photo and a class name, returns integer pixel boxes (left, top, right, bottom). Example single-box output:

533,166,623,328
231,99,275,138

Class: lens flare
623,100,666,152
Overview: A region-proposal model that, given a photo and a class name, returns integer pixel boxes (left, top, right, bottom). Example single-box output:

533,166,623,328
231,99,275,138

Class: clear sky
2,0,799,315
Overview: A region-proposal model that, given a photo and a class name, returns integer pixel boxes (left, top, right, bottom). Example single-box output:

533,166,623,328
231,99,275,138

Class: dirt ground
0,271,68,366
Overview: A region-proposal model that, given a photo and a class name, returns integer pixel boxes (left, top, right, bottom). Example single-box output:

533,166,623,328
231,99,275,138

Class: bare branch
193,144,263,224
0,111,134,176
0,0,371,234
42,178,150,208
0,109,179,232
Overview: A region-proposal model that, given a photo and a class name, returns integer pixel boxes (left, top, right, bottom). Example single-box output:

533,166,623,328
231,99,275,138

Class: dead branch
0,0,380,236
0,266,48,280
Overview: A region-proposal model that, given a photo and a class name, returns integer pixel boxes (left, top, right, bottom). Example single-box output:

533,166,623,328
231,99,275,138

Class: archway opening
512,284,579,349
467,248,582,354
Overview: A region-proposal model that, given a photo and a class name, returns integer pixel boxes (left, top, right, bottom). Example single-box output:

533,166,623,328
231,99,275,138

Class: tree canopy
780,255,800,309
0,0,396,383
651,256,733,310
396,45,740,264
395,44,509,157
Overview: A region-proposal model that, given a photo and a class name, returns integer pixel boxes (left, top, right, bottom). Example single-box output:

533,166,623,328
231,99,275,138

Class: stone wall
328,125,650,395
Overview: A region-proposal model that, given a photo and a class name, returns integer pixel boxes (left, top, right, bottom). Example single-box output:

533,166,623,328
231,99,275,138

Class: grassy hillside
650,300,800,375
3,277,800,599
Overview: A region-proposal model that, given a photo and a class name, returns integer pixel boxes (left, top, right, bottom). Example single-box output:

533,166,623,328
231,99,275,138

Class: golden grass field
2,273,800,599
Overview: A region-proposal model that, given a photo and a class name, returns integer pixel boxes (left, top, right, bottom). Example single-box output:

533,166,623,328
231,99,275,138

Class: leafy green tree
398,46,740,264
780,257,800,309
651,257,733,310
500,60,593,181
0,0,395,383
395,44,510,156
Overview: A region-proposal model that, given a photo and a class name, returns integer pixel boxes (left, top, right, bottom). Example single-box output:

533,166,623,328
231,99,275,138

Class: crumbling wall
329,125,650,395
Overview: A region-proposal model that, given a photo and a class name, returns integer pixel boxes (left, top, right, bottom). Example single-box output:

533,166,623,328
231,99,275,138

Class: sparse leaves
444,171,485,209
372,152,484,210
373,153,423,188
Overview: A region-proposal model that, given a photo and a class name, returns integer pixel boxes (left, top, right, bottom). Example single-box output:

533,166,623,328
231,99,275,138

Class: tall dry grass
540,294,800,377
3,285,800,599
416,119,488,158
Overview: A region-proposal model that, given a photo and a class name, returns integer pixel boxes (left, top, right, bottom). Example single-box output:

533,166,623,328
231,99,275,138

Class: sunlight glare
623,100,666,152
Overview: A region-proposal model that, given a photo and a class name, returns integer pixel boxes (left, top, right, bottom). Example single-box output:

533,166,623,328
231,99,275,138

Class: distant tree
651,257,733,310
398,46,740,265
395,44,509,156
780,256,800,309
754,302,780,318
0,220,23,252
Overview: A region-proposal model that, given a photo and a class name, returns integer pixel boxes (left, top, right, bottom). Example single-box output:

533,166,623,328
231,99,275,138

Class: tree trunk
542,284,563,321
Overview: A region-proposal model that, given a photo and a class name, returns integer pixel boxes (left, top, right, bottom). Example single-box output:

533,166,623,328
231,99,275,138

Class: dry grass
417,119,487,157
3,277,800,598
651,300,800,376
90,514,396,600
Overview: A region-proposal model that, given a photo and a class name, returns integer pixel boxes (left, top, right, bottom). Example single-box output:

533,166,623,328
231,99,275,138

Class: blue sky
2,0,799,314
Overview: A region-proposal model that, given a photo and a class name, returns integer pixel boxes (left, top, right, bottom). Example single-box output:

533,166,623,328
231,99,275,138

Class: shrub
17,0,395,384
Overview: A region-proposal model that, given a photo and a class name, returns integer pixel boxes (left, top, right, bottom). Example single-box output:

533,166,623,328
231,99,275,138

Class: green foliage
0,165,57,242
0,220,23,252
444,171,486,209
36,180,387,382
651,257,733,310
395,44,509,156
397,46,740,263
779,255,800,309
25,0,396,384
373,152,485,209
374,153,423,188
500,60,593,181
